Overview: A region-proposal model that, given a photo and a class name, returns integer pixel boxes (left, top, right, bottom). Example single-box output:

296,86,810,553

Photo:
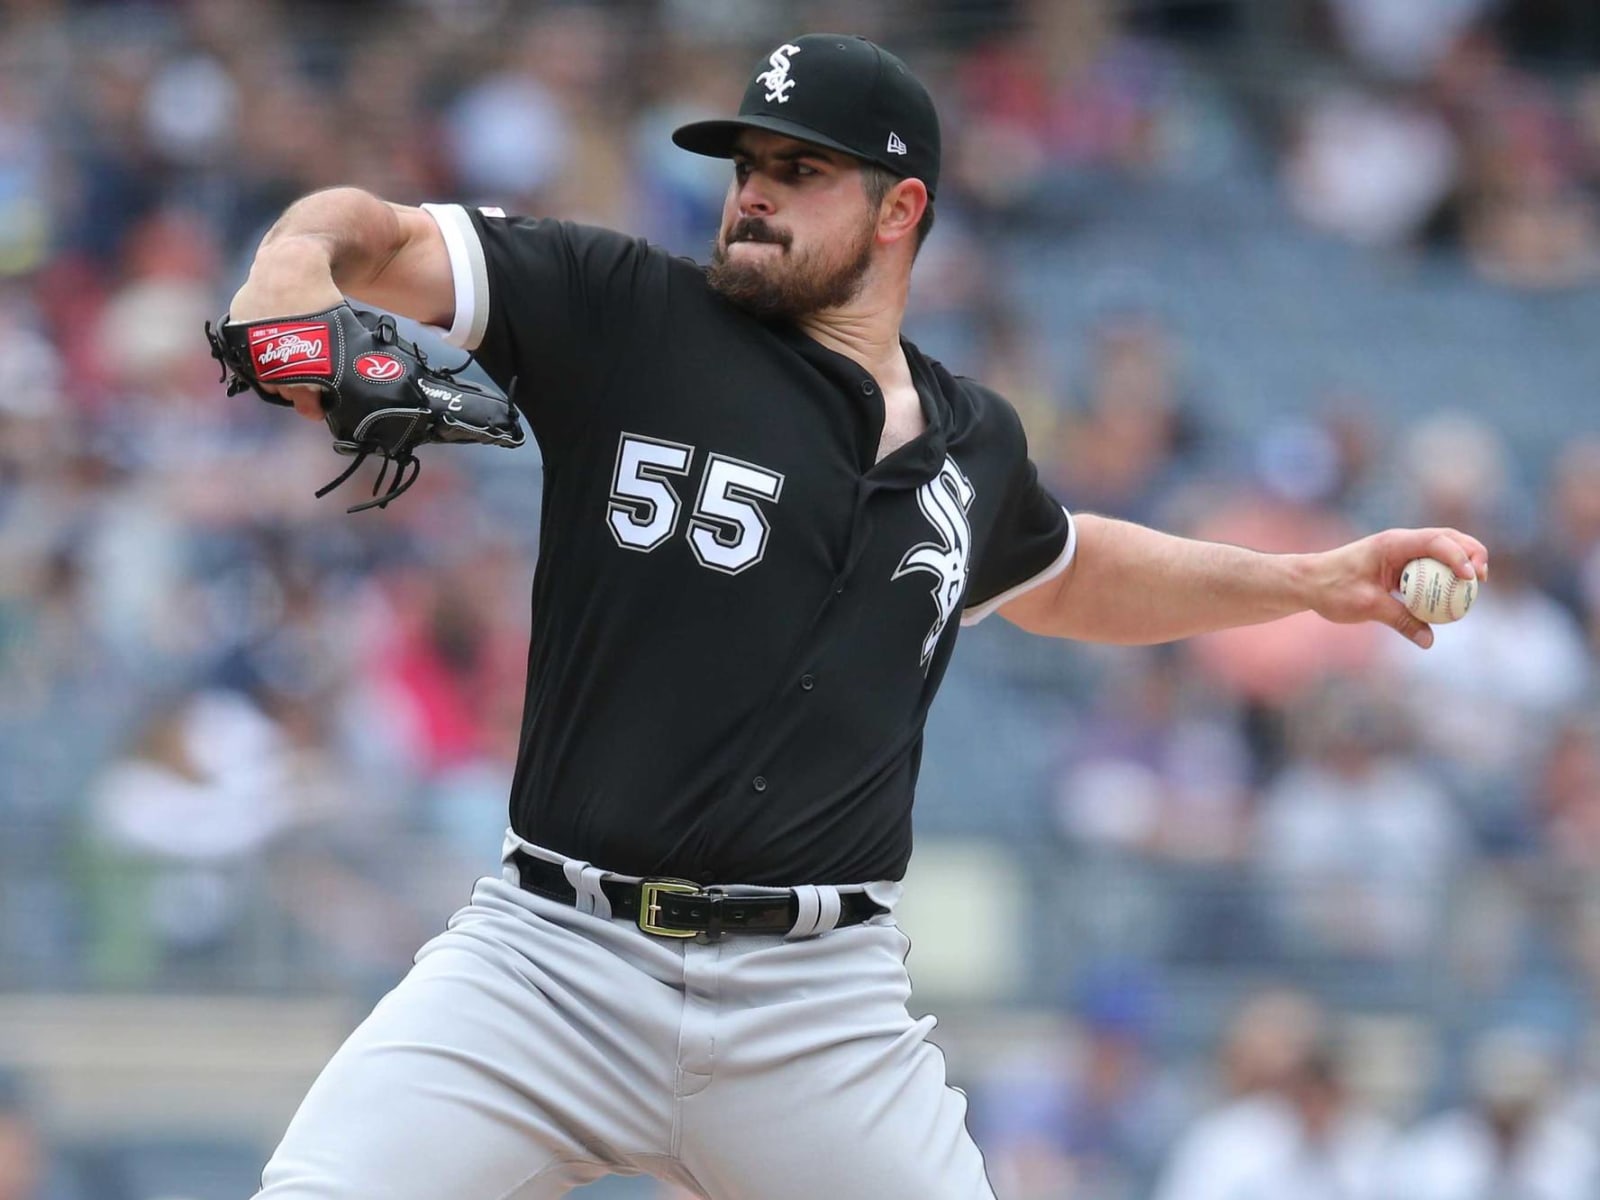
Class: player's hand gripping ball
205,302,526,512
1399,556,1478,624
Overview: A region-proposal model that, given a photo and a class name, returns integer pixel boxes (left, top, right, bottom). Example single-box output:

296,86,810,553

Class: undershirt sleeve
424,201,493,352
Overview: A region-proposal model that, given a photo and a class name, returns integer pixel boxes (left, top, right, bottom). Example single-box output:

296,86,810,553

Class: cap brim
671,115,864,162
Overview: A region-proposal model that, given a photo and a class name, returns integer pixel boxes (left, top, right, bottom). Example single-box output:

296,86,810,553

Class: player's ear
876,178,927,249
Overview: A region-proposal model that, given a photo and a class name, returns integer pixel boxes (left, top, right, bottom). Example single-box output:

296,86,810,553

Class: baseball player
221,34,1488,1200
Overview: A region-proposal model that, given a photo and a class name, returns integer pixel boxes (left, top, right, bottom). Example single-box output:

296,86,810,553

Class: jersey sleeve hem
421,203,490,351
960,509,1077,626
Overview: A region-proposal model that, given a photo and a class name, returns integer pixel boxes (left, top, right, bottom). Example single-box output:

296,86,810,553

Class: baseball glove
205,302,526,513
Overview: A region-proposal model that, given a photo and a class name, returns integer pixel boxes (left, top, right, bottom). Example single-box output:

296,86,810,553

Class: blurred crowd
973,987,1600,1199
2,0,1600,1197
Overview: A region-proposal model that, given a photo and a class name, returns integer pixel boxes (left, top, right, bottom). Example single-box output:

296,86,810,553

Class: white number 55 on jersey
608,432,785,576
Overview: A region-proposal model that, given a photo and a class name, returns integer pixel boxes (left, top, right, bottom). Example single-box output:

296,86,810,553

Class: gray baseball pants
255,834,995,1198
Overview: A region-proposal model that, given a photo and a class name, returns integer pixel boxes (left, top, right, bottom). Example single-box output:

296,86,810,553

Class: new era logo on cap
887,132,907,155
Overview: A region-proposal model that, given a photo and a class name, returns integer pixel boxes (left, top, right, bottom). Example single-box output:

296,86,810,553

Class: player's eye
733,161,751,181
793,163,818,177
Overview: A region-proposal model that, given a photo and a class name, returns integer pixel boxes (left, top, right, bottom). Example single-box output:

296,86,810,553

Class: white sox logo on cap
671,34,942,198
756,43,802,104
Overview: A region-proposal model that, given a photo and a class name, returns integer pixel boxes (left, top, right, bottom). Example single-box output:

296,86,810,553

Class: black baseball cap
672,34,941,200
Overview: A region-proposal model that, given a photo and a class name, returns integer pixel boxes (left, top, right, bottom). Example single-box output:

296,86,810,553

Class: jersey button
800,674,816,691
860,380,876,395
752,776,768,793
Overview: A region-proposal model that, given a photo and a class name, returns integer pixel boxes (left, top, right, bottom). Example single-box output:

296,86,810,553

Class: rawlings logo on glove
250,323,332,377
354,353,406,383
205,303,526,513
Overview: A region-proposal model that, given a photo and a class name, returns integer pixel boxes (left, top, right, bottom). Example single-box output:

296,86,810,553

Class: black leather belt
512,850,885,941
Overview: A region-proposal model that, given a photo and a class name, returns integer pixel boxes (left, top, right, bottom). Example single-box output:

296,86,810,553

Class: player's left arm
998,514,1489,649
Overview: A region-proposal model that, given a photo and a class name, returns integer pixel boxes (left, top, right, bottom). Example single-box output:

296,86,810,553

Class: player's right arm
999,515,1486,649
227,188,454,420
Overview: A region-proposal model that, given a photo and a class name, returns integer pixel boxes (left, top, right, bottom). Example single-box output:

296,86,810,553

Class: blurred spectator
1560,1029,1600,1147
1536,437,1600,639
971,1036,1093,1200
1576,72,1600,181
1153,1017,1393,1200
1183,421,1381,770
140,47,236,172
352,550,528,786
444,27,571,207
1216,988,1329,1097
1307,392,1385,512
1382,1027,1600,1200
1536,715,1600,871
1256,680,1463,962
1393,412,1516,548
974,969,1191,1199
1284,86,1458,248
1425,29,1600,288
1527,716,1600,1018
333,30,440,202
0,1073,41,1200
1045,309,1208,527
445,8,632,224
1385,534,1590,847
1320,0,1496,81
1055,647,1252,863
951,0,1188,212
629,37,745,255
1377,413,1585,840
0,52,53,278
81,688,307,983
966,303,1061,451
1060,968,1194,1193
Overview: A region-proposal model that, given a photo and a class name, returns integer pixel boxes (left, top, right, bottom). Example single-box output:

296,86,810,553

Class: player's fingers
1418,531,1479,582
276,385,328,421
1448,529,1490,581
1378,592,1434,649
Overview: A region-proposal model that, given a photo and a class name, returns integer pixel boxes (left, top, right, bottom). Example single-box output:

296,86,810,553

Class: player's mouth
726,218,791,253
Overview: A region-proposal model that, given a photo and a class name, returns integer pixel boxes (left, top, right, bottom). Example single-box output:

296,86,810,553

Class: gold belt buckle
638,879,700,938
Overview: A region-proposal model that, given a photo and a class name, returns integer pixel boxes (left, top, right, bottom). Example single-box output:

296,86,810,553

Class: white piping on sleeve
421,203,490,351
960,508,1077,626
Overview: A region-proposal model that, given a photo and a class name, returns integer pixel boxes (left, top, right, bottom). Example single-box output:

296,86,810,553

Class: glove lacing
313,326,475,514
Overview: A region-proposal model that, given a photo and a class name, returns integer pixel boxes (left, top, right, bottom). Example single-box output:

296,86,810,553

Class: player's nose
736,175,776,217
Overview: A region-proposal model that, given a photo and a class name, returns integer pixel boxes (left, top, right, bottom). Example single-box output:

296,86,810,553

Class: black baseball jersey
425,203,1074,885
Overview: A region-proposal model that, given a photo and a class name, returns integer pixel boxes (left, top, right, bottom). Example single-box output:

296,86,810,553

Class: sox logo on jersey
894,456,975,669
757,44,803,104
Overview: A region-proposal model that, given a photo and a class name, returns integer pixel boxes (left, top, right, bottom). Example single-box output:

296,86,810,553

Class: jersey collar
773,322,950,485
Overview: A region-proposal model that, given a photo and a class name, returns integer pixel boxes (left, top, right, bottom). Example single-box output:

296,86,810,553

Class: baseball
1399,557,1478,624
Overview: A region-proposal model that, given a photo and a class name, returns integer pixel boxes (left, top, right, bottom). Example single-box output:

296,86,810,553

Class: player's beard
707,214,876,320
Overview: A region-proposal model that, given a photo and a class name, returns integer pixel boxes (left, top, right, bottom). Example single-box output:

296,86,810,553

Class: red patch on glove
354,352,406,383
249,322,333,380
